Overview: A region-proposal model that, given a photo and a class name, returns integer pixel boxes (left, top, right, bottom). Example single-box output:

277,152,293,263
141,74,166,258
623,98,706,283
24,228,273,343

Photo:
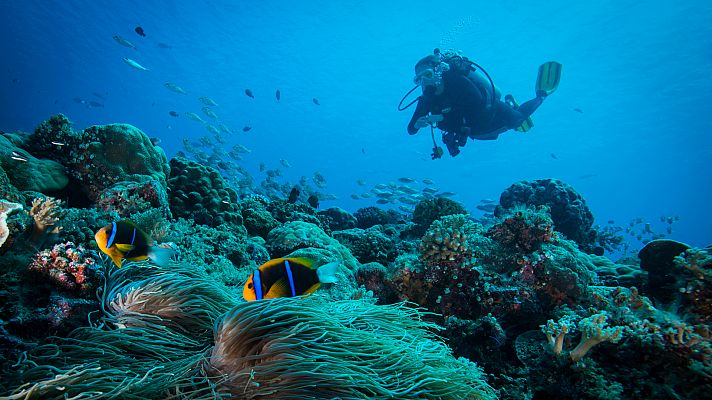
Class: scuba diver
399,49,562,158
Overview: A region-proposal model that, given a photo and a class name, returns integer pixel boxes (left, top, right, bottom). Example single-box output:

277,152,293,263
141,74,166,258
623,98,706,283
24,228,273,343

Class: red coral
29,242,102,296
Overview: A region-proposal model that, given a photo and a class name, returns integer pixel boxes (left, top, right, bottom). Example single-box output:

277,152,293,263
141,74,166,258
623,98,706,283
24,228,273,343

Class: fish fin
302,283,321,296
316,261,340,284
259,258,289,271
264,278,292,299
147,246,175,268
124,255,149,262
115,243,135,253
109,254,124,268
288,257,315,269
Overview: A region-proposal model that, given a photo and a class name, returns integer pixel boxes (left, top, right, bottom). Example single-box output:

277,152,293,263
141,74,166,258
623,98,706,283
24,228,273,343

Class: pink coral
29,242,102,296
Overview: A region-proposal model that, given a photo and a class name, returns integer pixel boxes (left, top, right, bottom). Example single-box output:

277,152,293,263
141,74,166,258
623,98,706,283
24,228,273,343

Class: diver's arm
407,101,430,135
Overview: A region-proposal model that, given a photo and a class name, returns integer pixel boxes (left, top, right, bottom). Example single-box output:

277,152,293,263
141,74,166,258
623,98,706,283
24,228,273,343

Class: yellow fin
302,283,321,296
115,243,135,253
286,257,315,269
109,254,124,268
125,255,149,262
264,278,292,299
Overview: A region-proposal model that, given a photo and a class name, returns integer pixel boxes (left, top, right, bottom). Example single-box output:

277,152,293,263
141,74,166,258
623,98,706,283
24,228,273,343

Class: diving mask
413,62,450,87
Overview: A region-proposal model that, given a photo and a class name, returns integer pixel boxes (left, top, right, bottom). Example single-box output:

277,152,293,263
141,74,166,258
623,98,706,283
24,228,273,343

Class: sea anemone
204,296,496,399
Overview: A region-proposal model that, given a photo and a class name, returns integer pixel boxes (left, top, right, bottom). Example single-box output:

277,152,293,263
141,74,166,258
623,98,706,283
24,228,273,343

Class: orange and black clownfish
243,257,339,301
94,220,174,268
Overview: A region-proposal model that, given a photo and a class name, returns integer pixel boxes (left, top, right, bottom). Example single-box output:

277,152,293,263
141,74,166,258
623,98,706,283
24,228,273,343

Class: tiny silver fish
113,35,136,49
164,82,187,94
11,151,28,162
122,57,149,71
198,96,218,106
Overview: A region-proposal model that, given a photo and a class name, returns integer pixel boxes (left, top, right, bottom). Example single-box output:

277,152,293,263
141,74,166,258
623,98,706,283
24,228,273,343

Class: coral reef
28,196,64,241
0,166,24,203
497,178,596,251
412,197,469,236
96,179,171,218
167,157,241,227
354,206,403,229
487,206,554,253
163,218,249,286
267,199,330,233
419,214,479,268
333,225,396,265
265,221,360,272
240,195,280,238
2,114,710,400
318,206,357,231
638,239,690,303
0,134,68,193
27,242,103,297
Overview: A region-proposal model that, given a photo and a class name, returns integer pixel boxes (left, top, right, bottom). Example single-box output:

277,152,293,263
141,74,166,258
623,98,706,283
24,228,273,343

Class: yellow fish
95,220,173,268
243,257,339,301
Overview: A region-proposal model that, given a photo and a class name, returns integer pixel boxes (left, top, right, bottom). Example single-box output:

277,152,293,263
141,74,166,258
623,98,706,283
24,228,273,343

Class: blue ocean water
1,0,710,251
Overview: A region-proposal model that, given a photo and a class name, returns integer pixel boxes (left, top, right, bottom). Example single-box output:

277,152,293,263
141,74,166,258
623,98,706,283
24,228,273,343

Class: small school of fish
345,177,468,213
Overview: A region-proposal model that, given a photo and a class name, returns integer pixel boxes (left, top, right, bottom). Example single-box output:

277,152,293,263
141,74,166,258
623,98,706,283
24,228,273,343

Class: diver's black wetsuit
407,69,543,156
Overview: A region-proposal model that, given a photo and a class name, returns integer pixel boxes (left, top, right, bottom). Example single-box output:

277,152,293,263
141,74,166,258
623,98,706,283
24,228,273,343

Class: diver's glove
415,114,444,129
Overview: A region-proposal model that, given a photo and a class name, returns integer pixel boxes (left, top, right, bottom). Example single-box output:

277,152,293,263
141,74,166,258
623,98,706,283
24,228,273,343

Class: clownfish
94,220,174,268
243,258,339,301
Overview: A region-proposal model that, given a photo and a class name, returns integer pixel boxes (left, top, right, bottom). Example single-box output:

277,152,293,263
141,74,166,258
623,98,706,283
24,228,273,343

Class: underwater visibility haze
1,1,711,399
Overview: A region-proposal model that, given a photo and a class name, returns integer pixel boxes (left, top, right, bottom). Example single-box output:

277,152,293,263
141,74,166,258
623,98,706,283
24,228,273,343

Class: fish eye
247,282,253,289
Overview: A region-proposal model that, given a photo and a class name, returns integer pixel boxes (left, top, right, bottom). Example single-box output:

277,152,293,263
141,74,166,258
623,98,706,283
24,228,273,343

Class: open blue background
2,0,710,250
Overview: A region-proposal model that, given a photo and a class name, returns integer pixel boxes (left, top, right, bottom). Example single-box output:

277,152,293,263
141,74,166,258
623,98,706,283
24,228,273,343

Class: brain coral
496,179,595,251
167,157,242,228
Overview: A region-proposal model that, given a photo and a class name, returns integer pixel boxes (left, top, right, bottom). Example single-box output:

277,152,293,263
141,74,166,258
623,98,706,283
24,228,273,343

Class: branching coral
542,313,622,362
206,296,496,399
662,323,712,370
541,316,576,355
569,313,623,362
675,248,712,281
28,196,64,240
